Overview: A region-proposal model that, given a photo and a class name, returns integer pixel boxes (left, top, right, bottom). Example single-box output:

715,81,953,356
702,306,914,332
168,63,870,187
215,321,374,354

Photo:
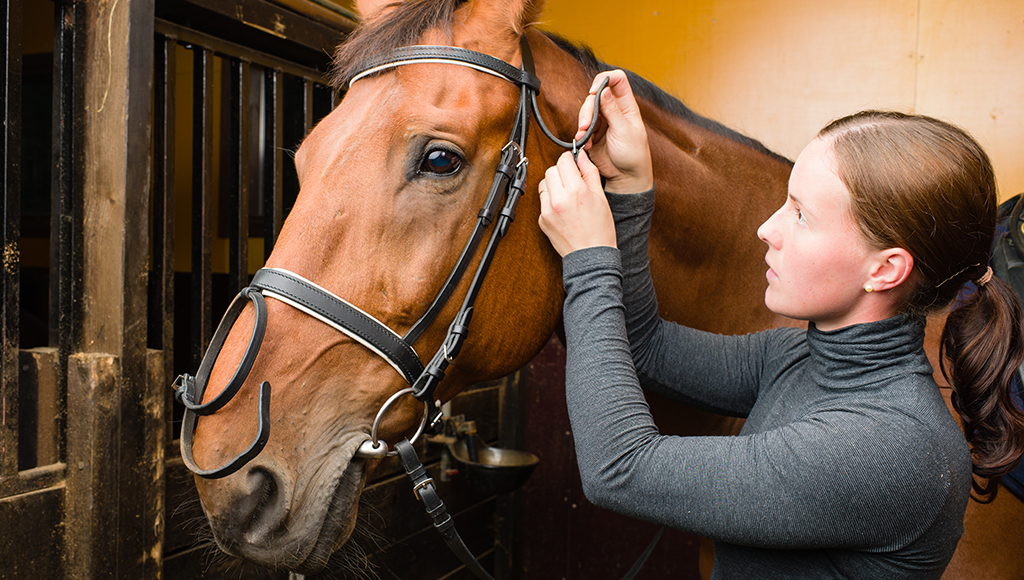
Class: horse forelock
330,0,548,93
328,0,465,91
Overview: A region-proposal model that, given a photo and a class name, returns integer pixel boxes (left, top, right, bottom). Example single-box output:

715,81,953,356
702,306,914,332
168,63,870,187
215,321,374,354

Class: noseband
173,39,608,479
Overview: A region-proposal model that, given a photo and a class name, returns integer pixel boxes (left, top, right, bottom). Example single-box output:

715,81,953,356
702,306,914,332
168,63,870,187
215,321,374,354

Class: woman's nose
757,209,781,248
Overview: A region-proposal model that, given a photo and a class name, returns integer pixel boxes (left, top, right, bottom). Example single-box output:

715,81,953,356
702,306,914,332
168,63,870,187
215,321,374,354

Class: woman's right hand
576,70,653,194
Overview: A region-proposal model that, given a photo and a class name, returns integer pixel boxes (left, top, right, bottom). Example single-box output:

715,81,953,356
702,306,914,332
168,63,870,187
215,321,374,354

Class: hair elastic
976,266,994,287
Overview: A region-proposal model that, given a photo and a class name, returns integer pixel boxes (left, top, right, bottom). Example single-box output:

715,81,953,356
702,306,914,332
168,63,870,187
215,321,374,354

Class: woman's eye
419,149,463,176
796,208,806,224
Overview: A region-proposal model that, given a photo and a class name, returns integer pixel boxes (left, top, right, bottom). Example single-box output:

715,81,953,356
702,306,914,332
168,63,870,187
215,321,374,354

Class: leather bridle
173,38,607,477
171,38,655,580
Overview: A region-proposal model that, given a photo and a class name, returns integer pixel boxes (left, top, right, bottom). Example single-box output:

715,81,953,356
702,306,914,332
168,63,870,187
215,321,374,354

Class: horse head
179,0,797,572
184,0,587,573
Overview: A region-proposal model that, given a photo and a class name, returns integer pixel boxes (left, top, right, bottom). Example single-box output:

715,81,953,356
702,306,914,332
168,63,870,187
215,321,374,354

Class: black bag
989,194,1024,499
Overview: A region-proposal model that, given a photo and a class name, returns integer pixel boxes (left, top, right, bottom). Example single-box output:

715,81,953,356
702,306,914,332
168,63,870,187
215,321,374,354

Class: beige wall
539,0,1024,200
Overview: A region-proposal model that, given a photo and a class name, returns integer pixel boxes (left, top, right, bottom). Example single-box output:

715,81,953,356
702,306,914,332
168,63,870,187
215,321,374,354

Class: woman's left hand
538,149,616,257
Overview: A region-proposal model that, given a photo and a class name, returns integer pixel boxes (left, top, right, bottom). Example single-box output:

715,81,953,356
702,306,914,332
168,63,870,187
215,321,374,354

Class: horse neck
529,38,797,335
637,90,798,333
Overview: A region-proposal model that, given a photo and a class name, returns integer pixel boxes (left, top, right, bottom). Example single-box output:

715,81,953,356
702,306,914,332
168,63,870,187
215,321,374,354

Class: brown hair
820,110,1024,502
327,0,465,90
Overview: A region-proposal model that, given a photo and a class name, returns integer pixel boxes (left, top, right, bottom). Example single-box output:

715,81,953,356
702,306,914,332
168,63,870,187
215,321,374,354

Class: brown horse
183,0,1023,577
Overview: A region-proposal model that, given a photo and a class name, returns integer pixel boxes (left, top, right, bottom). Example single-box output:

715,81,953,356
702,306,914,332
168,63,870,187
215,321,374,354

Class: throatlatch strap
394,439,496,580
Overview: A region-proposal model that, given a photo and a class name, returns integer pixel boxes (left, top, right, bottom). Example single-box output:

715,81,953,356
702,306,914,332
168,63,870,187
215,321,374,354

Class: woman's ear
867,248,914,292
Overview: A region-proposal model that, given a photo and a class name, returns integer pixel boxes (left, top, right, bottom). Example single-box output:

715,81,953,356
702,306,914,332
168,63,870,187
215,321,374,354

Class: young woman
537,70,1024,579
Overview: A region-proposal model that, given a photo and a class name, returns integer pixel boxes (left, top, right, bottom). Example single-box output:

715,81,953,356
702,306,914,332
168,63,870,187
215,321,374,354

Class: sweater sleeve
560,248,959,551
607,190,762,416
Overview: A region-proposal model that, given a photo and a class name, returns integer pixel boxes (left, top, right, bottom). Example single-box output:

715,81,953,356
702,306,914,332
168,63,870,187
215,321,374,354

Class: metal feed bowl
447,435,539,495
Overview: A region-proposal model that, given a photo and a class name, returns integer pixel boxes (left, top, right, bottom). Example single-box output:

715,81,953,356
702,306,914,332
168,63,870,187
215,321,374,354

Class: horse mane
328,8,791,166
543,34,792,166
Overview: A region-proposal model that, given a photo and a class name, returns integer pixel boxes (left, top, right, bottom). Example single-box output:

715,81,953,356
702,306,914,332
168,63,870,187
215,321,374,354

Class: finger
600,70,643,122
581,120,607,152
537,177,551,214
544,164,566,202
589,71,616,95
597,86,625,129
576,93,597,140
575,149,604,193
600,70,631,98
555,150,588,192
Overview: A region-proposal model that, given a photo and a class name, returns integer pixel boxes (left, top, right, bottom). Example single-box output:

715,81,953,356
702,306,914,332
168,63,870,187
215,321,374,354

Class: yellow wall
539,0,1024,199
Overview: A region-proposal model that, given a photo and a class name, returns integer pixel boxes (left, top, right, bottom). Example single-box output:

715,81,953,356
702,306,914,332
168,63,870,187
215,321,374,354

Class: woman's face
756,137,879,330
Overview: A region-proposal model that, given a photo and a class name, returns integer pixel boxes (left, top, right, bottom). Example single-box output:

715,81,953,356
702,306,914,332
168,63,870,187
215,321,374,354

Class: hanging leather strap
392,437,663,580
394,439,496,580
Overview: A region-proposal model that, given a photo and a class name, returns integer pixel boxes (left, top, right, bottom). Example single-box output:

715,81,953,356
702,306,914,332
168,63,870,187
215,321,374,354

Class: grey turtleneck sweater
560,190,972,579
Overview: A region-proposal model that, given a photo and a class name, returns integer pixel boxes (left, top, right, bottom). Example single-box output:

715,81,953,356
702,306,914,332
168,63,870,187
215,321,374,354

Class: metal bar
228,58,251,294
155,19,325,82
303,76,315,135
153,35,177,446
263,68,284,259
50,0,77,349
156,0,349,61
191,47,215,371
156,36,177,356
1,0,24,487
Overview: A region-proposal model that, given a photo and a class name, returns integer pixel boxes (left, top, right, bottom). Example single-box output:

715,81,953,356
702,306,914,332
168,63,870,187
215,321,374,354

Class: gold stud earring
864,284,874,293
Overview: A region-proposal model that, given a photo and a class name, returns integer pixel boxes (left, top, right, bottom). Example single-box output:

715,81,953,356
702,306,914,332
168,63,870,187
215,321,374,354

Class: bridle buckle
412,477,436,500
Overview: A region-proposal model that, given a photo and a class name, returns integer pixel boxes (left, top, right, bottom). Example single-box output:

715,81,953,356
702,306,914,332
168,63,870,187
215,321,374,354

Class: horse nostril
238,467,287,543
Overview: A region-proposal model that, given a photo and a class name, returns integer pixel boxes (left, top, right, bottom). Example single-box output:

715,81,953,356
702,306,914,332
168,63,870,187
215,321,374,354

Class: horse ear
459,0,546,56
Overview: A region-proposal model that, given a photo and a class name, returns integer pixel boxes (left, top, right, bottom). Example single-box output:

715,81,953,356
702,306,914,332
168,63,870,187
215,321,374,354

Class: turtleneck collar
806,314,933,388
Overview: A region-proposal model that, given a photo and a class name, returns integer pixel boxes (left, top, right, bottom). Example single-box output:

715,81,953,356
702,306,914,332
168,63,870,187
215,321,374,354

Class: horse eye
419,149,463,176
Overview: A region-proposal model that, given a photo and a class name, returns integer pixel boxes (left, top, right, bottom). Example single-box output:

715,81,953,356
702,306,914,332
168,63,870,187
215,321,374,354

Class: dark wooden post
64,0,164,578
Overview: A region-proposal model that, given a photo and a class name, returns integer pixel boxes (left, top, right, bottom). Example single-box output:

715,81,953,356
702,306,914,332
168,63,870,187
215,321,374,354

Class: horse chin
290,453,369,575
204,436,370,575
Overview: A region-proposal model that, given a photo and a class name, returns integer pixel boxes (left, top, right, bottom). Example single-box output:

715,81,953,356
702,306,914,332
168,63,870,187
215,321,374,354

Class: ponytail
820,110,1024,502
940,275,1024,502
